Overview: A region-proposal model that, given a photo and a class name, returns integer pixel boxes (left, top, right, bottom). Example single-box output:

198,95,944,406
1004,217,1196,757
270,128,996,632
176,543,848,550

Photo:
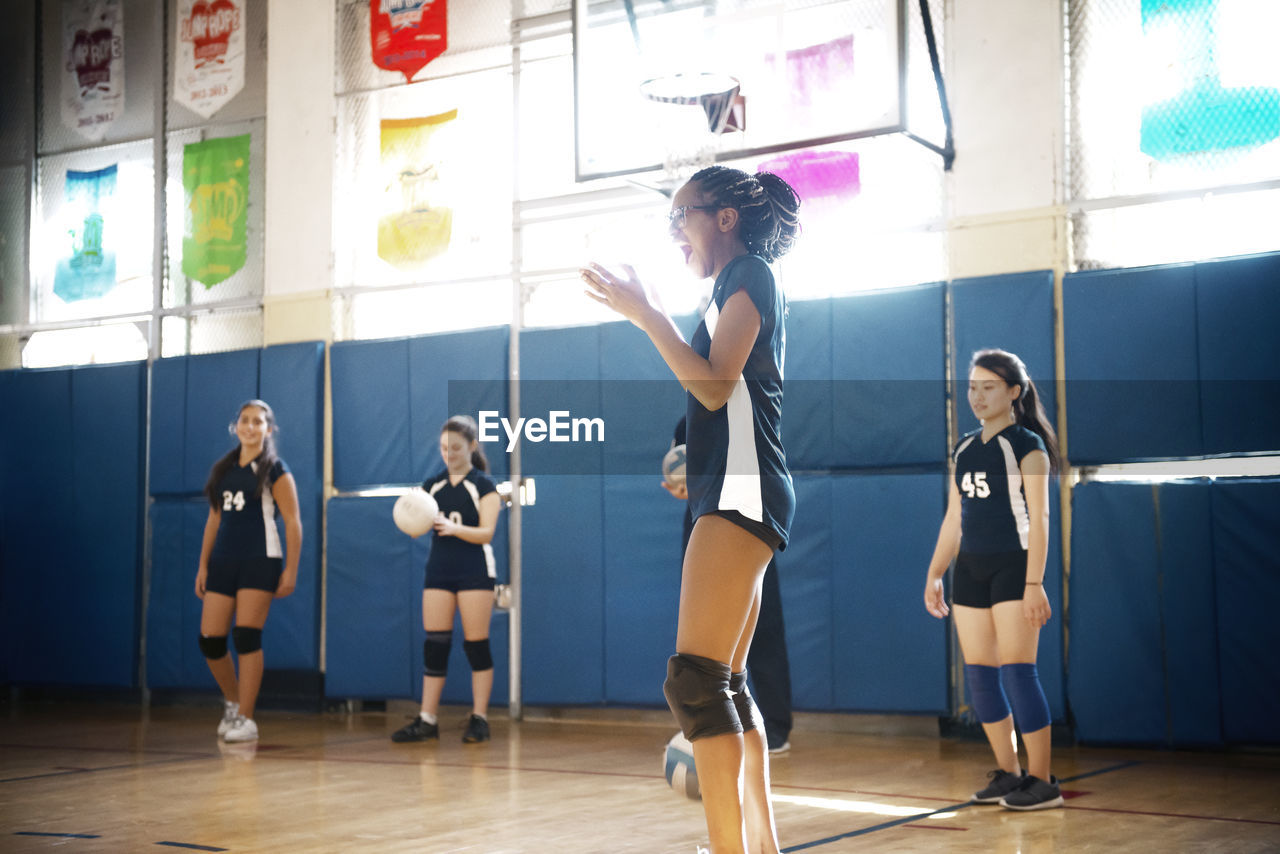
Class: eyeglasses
666,205,721,230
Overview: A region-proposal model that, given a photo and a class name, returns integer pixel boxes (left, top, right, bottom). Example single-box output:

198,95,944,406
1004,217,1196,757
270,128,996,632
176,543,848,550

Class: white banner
61,0,125,142
174,0,246,119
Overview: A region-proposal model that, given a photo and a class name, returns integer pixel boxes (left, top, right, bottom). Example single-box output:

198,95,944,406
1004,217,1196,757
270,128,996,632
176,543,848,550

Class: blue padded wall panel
777,476,833,710
784,299,833,471
325,497,417,698
1041,487,1066,721
832,473,948,713
409,326,509,481
1194,253,1280,456
950,271,1056,436
331,338,412,489
69,363,145,687
1063,266,1201,463
831,284,946,468
1069,483,1165,743
519,326,603,479
1158,481,1220,746
259,342,324,670
1211,479,1280,745
600,320,686,481
602,477,683,706
150,357,187,495
182,349,261,493
146,500,186,688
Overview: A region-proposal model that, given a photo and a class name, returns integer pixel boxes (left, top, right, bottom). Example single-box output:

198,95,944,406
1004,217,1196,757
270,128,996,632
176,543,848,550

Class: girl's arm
1020,450,1052,626
924,476,962,618
434,491,502,544
195,506,221,598
272,473,303,598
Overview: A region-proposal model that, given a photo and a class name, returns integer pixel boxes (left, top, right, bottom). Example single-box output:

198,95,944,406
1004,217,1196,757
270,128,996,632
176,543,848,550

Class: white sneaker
223,716,259,743
217,701,240,738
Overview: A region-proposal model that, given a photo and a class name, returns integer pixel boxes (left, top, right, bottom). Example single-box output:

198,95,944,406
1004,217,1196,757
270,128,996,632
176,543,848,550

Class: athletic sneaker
972,768,1026,803
223,716,259,743
999,774,1064,811
391,716,439,742
767,740,791,755
216,701,240,738
462,714,490,743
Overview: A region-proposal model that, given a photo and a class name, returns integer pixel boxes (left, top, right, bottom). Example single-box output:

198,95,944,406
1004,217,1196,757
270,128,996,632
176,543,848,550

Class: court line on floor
14,831,101,839
155,842,227,851
1059,759,1141,782
0,753,217,784
1063,806,1280,827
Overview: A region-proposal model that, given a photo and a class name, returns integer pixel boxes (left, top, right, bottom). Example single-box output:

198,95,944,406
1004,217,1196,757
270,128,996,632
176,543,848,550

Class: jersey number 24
961,472,990,498
222,490,245,511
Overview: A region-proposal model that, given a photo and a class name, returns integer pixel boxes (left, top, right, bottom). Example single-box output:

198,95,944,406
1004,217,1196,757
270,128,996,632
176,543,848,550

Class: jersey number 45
961,472,990,499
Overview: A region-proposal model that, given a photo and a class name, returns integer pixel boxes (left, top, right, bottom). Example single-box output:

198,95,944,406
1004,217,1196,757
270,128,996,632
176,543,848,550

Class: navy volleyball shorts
206,556,283,597
952,550,1029,608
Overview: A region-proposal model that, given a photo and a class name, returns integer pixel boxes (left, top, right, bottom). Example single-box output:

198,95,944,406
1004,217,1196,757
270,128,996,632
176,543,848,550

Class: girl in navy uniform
196,400,303,743
924,350,1062,810
583,165,801,854
392,414,503,745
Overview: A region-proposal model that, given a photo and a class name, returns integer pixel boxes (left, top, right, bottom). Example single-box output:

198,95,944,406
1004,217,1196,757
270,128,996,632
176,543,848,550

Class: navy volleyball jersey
686,254,795,549
953,425,1047,553
423,468,498,578
211,457,289,560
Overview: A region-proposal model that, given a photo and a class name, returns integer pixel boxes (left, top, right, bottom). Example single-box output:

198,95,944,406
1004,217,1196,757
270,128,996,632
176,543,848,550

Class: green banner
182,133,250,287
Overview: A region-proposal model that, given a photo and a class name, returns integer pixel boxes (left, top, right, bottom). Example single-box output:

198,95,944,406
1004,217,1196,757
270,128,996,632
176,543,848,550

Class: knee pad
424,631,452,677
729,671,761,733
965,664,1010,725
232,626,263,655
663,653,741,741
198,634,228,660
463,638,493,672
1000,663,1051,733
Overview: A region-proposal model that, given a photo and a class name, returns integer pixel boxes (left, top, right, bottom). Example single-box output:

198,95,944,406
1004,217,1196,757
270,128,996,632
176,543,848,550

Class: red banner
370,0,447,83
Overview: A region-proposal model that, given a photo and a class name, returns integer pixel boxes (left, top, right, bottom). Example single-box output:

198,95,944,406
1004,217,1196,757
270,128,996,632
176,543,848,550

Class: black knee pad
464,638,493,672
198,634,228,660
729,670,761,733
232,626,263,655
424,631,452,677
663,653,741,741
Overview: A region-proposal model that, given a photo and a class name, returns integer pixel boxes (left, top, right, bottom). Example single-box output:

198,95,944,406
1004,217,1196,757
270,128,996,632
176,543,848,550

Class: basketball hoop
636,73,745,196
639,73,743,134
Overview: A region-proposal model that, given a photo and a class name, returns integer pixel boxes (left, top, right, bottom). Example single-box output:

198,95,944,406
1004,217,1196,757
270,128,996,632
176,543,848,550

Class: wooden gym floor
2,701,1278,853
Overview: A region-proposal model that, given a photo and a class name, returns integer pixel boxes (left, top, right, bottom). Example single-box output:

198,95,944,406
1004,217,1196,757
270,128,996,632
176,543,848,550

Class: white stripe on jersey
996,435,1030,550
261,484,282,558
462,478,482,512
953,434,976,462
427,480,445,497
719,377,765,522
483,543,496,578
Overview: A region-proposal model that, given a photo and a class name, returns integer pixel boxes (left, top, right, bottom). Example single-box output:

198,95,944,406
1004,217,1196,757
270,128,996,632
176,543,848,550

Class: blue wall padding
778,476,834,710
145,498,220,689
831,473,948,713
1211,479,1280,745
1063,265,1202,463
601,477,682,705
518,325,604,477
1069,482,1200,744
830,284,946,468
1194,252,1280,456
784,299,833,471
150,357,187,495
1040,487,1066,721
331,338,412,489
258,342,325,670
599,320,686,480
1158,481,1221,745
950,270,1057,436
183,349,261,492
408,326,509,480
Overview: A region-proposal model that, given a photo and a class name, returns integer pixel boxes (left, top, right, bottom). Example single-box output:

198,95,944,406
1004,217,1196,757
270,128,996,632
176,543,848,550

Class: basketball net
639,74,744,196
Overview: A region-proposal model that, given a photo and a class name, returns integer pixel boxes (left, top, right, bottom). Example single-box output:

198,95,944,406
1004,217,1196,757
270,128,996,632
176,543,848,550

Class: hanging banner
174,0,246,119
61,0,125,142
54,165,118,303
370,0,447,83
378,111,457,269
182,134,250,288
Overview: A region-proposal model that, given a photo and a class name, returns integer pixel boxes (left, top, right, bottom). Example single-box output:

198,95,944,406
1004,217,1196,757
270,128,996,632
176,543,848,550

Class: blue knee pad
729,670,761,733
463,638,493,672
965,664,1011,725
663,653,741,741
423,631,452,677
232,626,262,655
1001,663,1051,733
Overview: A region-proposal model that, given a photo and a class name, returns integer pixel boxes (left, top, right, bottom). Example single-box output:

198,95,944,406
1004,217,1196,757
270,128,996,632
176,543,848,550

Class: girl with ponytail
923,350,1063,811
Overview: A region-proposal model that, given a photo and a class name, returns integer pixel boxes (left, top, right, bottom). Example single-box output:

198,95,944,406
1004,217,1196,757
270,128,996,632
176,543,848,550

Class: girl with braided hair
923,349,1064,810
582,165,801,854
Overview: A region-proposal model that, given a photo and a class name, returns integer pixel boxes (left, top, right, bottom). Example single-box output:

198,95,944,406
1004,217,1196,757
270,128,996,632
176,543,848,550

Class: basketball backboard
573,0,906,183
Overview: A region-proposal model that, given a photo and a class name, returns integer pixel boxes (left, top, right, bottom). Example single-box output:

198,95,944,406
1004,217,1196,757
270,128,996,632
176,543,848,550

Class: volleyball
662,443,687,489
663,732,700,800
392,488,438,538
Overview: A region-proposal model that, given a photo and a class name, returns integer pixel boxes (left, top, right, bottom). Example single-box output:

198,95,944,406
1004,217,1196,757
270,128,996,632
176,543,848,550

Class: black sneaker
391,716,439,743
973,769,1025,803
462,714,490,743
999,774,1064,811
